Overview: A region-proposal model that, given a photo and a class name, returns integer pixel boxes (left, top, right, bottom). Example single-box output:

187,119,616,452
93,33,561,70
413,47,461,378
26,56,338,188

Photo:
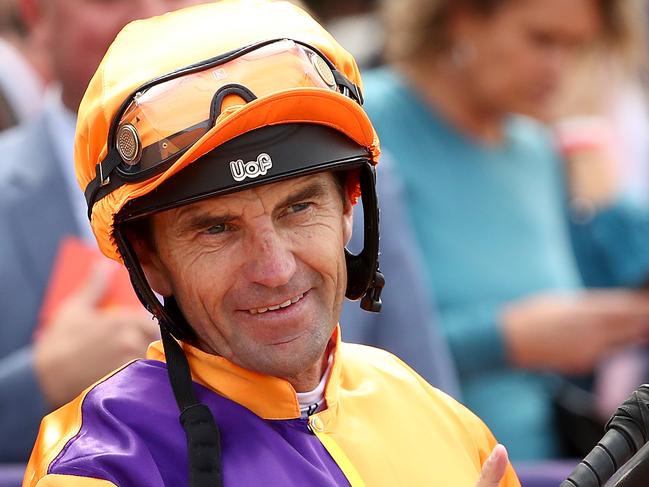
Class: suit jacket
0,111,80,462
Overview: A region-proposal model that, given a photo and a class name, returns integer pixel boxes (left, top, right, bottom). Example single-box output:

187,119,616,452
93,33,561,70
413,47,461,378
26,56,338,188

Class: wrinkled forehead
154,171,343,225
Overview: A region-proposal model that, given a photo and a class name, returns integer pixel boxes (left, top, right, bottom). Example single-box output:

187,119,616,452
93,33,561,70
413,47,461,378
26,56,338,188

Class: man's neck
401,62,505,144
194,333,334,393
284,346,331,392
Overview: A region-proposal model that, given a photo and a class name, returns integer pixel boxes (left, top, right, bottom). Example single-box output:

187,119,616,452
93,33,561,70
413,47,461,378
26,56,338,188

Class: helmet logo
230,153,273,182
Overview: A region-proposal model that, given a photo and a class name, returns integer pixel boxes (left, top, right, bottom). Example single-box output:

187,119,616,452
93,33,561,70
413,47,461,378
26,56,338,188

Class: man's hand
503,290,649,374
475,444,509,487
34,263,160,408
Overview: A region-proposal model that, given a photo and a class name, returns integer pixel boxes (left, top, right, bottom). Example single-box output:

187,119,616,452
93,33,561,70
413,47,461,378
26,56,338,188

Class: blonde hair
380,0,505,65
596,0,648,72
381,0,648,72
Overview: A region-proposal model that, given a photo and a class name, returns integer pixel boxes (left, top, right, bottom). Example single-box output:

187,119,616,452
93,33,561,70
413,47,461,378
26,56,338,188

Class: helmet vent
117,124,142,165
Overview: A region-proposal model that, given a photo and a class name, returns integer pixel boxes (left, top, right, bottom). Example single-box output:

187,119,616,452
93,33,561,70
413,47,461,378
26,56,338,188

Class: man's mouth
248,293,305,315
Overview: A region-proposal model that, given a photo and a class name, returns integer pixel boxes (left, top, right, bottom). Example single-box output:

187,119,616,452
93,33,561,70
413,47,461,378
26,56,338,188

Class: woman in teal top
365,0,649,460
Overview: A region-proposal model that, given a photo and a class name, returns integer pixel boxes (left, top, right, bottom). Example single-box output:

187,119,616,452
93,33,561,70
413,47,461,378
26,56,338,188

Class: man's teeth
250,294,304,315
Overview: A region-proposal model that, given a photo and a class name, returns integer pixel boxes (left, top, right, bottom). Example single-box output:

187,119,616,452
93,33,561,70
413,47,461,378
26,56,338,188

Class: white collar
296,352,333,418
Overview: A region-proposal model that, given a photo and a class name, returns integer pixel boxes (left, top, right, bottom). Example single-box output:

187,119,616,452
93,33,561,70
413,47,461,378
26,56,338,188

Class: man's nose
244,227,297,288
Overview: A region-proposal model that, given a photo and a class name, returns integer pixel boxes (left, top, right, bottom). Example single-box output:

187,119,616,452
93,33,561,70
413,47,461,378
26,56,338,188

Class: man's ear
128,229,173,298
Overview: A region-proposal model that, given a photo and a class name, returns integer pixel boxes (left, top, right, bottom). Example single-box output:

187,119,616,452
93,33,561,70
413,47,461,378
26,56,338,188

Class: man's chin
244,338,330,384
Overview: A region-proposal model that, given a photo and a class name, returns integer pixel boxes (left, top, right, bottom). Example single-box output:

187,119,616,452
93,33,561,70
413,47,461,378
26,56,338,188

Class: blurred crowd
3,0,649,472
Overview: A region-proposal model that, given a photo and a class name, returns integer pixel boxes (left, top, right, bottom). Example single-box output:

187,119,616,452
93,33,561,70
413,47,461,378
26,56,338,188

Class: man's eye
205,223,227,235
287,202,311,214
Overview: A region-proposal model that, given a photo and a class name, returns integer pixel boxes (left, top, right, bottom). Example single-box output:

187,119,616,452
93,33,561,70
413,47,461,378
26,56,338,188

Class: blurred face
39,0,208,111
139,173,353,387
451,0,602,117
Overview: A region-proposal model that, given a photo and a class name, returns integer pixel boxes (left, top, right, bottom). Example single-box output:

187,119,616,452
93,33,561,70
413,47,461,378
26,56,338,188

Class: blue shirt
363,67,584,460
341,154,460,399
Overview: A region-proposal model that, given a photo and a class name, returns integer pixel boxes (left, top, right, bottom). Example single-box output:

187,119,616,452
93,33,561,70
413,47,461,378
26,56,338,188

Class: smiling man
143,169,351,389
23,2,520,486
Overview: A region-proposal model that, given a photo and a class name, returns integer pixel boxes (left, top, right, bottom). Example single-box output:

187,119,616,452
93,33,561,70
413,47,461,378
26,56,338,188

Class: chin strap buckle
360,269,385,313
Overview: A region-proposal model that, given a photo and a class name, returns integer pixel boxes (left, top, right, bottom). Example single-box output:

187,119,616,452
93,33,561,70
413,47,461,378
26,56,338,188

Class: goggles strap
85,151,122,218
333,71,364,105
360,269,385,312
345,162,383,311
358,163,383,311
209,84,257,125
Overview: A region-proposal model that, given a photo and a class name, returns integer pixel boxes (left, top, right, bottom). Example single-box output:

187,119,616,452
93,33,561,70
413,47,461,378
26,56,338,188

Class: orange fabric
25,329,520,486
146,326,344,420
22,361,137,487
147,329,520,486
22,394,84,487
74,0,380,263
312,345,521,487
33,475,116,487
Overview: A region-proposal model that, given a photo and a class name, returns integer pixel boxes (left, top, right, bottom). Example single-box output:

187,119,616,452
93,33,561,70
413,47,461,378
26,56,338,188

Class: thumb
71,260,112,308
476,444,509,487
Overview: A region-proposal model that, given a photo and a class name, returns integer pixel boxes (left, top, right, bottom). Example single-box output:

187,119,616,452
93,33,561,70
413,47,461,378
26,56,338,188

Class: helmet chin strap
360,271,385,313
344,161,384,312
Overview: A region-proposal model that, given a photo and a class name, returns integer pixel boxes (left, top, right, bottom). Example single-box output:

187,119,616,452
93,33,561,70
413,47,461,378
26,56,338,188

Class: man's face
454,0,601,118
39,0,208,111
140,172,353,387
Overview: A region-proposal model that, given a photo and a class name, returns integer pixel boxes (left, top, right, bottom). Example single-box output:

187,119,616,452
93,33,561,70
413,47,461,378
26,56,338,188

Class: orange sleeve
23,362,137,487
22,395,85,487
402,354,522,487
431,384,521,487
34,475,117,487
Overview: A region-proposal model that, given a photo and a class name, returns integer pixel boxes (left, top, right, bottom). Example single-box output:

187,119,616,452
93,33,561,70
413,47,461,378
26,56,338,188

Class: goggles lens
113,40,340,177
